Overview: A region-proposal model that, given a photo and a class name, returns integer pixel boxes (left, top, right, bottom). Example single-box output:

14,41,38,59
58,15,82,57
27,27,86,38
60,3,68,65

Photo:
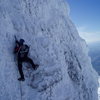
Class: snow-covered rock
0,0,98,100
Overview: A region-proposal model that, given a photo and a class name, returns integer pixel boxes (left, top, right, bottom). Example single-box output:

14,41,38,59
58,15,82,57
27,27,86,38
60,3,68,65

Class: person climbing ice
14,36,39,81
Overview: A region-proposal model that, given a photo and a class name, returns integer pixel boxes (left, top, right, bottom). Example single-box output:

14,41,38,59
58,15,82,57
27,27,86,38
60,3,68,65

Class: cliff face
0,0,98,100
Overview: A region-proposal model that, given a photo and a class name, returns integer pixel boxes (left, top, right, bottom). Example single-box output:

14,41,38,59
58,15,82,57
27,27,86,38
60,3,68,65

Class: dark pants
18,56,36,78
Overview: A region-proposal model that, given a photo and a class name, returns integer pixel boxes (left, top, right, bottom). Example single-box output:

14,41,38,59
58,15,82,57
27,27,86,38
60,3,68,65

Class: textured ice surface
0,0,98,100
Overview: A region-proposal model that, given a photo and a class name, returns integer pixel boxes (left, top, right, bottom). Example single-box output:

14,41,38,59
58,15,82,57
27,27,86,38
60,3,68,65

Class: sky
67,0,100,43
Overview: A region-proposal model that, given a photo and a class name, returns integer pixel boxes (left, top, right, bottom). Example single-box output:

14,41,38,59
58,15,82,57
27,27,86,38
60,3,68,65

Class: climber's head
19,39,25,45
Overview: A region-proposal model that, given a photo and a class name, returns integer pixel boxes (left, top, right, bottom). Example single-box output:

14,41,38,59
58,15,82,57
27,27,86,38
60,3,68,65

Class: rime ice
0,0,98,100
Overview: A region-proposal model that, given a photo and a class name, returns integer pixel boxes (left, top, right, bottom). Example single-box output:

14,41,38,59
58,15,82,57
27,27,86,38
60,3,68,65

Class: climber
14,37,39,81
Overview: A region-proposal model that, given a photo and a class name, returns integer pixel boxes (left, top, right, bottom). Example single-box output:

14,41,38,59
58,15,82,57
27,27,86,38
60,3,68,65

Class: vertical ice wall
0,0,98,100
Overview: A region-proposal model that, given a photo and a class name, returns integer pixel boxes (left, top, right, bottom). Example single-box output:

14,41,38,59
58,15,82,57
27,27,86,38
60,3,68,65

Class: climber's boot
18,77,25,81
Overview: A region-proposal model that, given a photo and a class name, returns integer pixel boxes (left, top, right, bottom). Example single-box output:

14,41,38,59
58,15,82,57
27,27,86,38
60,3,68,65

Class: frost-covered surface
98,77,100,100
0,0,98,100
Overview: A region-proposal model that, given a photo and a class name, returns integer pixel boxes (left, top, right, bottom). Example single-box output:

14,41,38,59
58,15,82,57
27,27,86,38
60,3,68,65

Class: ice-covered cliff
0,0,98,100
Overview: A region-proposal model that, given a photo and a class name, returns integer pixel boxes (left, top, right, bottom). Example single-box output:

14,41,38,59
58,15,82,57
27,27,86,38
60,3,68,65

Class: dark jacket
14,40,29,58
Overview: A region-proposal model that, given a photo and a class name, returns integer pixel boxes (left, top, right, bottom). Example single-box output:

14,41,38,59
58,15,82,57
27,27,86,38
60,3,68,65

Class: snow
0,0,98,100
98,77,100,100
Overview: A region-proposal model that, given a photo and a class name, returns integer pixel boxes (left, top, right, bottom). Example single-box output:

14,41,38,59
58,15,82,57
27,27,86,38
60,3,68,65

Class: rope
19,81,23,100
14,57,23,100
